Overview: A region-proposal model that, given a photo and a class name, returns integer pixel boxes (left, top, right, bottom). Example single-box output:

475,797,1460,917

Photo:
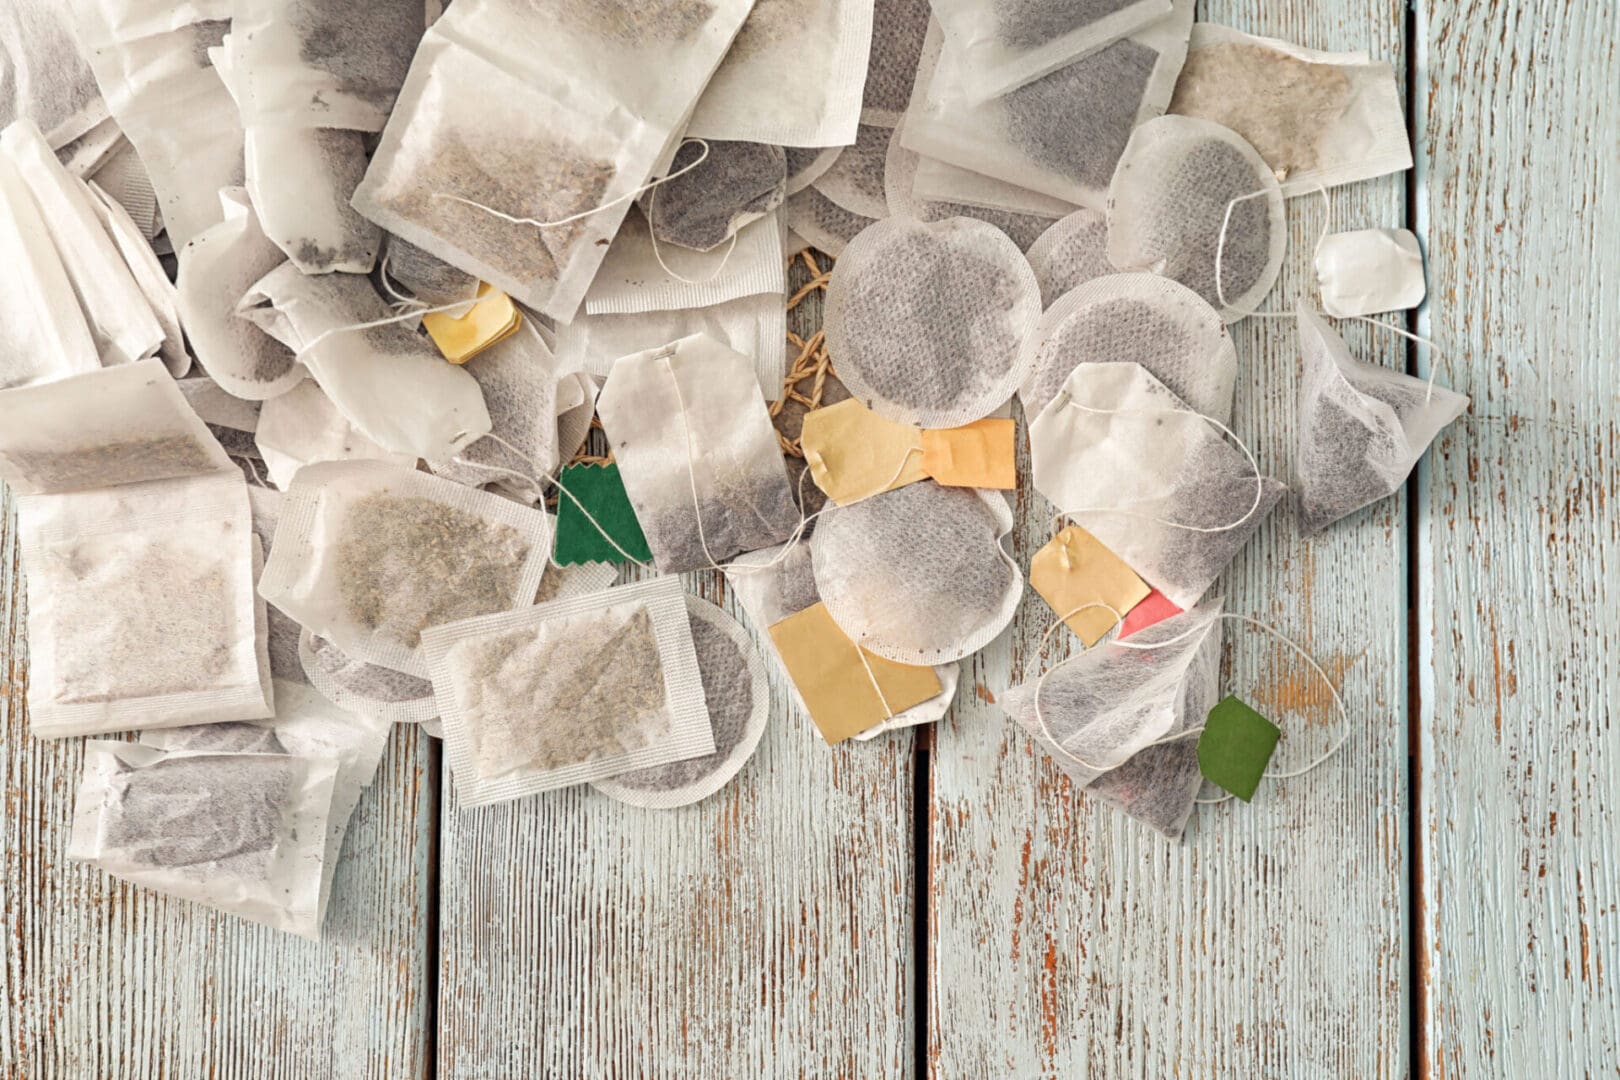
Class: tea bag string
292,296,482,357
1340,315,1449,405
432,139,713,230
1214,184,1331,319
377,249,479,319
646,177,741,285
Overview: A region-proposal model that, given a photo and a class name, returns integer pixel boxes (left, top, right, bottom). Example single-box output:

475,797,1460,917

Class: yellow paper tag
800,398,927,505
768,602,942,744
919,419,1017,489
1029,525,1151,647
422,282,521,364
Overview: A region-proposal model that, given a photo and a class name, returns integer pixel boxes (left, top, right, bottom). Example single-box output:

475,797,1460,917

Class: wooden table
4,2,1615,1076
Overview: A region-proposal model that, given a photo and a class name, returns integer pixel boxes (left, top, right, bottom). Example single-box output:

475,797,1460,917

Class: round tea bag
811,123,890,220
1106,115,1285,323
1017,272,1237,423
1025,208,1113,307
811,481,1022,664
824,215,1041,428
639,140,787,252
592,596,770,809
299,628,438,725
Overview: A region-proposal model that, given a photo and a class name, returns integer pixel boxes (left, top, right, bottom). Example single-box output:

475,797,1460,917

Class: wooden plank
927,3,1413,1074
1414,3,1620,1075
436,275,917,1078
0,491,437,1080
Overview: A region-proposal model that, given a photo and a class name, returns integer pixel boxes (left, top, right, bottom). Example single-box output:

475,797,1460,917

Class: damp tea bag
1315,228,1426,318
1025,208,1114,306
638,140,786,252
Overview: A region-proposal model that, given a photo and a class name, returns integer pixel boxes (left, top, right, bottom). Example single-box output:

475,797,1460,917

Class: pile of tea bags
0,0,1469,936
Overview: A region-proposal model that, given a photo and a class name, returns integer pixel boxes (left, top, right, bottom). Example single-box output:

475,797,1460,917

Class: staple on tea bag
0,152,99,389
593,595,770,808
300,629,438,724
254,380,418,490
585,206,785,317
783,186,875,257
785,145,844,195
85,179,189,376
1315,228,1426,318
1025,208,1113,306
881,127,1057,251
0,1,108,148
862,0,931,127
824,215,1041,428
1294,304,1467,534
423,576,714,807
811,123,890,220
638,140,786,253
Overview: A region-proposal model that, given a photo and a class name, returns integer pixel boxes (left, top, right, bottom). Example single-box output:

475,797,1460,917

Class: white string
1344,314,1449,403
1215,183,1331,318
646,176,741,285
294,296,480,357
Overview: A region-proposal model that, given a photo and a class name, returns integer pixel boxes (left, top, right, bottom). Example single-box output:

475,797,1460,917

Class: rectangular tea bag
0,0,108,148
422,577,714,807
1029,524,1151,647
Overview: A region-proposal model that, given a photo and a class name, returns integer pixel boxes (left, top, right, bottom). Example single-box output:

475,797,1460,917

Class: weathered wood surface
1415,2,1620,1076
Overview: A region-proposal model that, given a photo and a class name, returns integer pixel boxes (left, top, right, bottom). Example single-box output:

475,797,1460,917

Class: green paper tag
1197,695,1281,802
553,463,652,566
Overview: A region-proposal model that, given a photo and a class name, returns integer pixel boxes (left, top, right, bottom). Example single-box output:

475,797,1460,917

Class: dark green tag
1197,695,1281,802
553,463,652,566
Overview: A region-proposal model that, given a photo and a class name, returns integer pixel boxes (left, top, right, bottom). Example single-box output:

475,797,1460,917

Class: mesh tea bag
811,481,1021,664
584,206,785,316
0,1,108,148
0,151,99,389
1107,115,1285,323
1294,305,1468,535
592,595,770,808
1169,24,1413,197
1025,208,1113,306
785,145,843,195
596,334,800,574
638,140,786,252
383,234,481,308
811,123,890,220
1315,228,1426,318
783,186,875,257
1029,361,1285,610
254,380,418,490
300,629,438,725
70,741,338,937
687,0,873,147
1017,272,1237,423
882,127,1057,251
258,459,553,675
422,576,714,807
823,215,1041,427
862,0,931,127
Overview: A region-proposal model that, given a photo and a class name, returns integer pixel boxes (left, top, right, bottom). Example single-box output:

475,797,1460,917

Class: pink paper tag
1120,588,1182,638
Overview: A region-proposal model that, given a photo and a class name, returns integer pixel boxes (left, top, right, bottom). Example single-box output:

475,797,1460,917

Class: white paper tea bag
254,380,419,490
1107,114,1286,322
85,178,189,376
259,459,553,676
56,117,128,181
783,186,875,257
0,152,99,389
1017,272,1237,423
241,124,381,274
1169,24,1413,197
811,123,891,220
862,0,931,127
1029,361,1286,610
811,481,1022,664
908,155,1078,220
824,215,1041,427
596,334,800,574
423,576,714,807
1315,228,1426,318
244,483,305,682
1025,208,1113,306
639,139,786,252
0,1,109,148
584,206,785,316
300,629,438,725
1294,305,1467,534
882,126,1058,251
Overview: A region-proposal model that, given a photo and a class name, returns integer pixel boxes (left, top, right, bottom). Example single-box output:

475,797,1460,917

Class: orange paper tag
422,282,521,364
919,419,1017,489
1029,525,1151,647
800,398,927,505
768,602,942,744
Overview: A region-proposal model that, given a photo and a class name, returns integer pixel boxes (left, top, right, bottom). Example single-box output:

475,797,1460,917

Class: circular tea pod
299,628,438,725
1024,207,1112,307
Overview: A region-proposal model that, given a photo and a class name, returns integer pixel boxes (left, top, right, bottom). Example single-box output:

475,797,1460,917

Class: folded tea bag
1029,361,1286,610
638,140,786,253
176,188,306,401
254,380,419,490
584,206,785,317
811,123,890,220
1169,24,1413,197
593,596,770,808
929,0,1173,102
862,0,931,127
1315,228,1426,318
1294,305,1468,534
881,128,1058,251
1025,208,1113,307
1017,272,1237,423
824,215,1041,427
300,629,438,725
1108,115,1286,322
785,145,843,195
687,0,873,147
57,117,128,180
241,124,381,274
783,186,875,257
0,151,99,389
259,459,553,676
423,576,714,807
812,481,1022,664
1028,524,1152,647
908,155,1079,219
383,233,481,308
596,334,800,574
238,262,490,460
0,1,108,148
85,178,189,376
70,741,338,936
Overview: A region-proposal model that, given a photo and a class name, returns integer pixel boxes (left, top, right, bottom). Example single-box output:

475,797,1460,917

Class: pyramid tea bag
596,333,800,574
824,215,1041,428
593,596,770,808
254,380,418,490
422,576,714,807
1169,24,1413,197
0,0,107,148
1017,272,1237,423
811,481,1022,664
1025,208,1114,306
862,0,931,127
811,123,890,220
1107,115,1285,322
1315,228,1426,318
881,128,1058,250
0,151,99,389
783,186,875,257
1029,361,1285,610
638,140,786,252
1294,305,1468,534
584,206,785,317
258,459,553,675
300,629,438,725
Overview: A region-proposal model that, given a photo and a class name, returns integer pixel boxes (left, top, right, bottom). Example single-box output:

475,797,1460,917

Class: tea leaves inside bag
105,754,293,876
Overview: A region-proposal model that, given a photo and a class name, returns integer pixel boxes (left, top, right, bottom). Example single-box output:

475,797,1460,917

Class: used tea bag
862,0,931,127
585,206,785,317
383,233,481,308
1017,272,1237,423
882,128,1058,251
1315,228,1426,318
1169,24,1413,196
1107,115,1286,322
811,123,890,220
638,140,786,252
783,185,875,257
687,0,873,147
0,151,99,389
254,380,418,490
811,481,1022,664
596,334,800,574
422,576,714,807
593,596,770,808
259,459,553,675
301,629,438,725
1294,304,1467,534
0,1,108,147
1025,208,1113,306
1029,361,1286,610
824,215,1041,427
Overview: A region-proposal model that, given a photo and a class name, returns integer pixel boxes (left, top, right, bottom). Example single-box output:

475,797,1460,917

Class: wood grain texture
1415,2,1620,1075
0,492,437,1080
927,3,1413,1075
435,282,917,1078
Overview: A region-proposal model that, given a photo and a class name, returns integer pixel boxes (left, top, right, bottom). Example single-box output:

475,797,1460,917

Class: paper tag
1197,695,1281,802
1028,525,1151,647
552,462,652,565
800,399,927,505
422,282,521,364
919,419,1017,489
768,602,942,744
1119,588,1183,638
